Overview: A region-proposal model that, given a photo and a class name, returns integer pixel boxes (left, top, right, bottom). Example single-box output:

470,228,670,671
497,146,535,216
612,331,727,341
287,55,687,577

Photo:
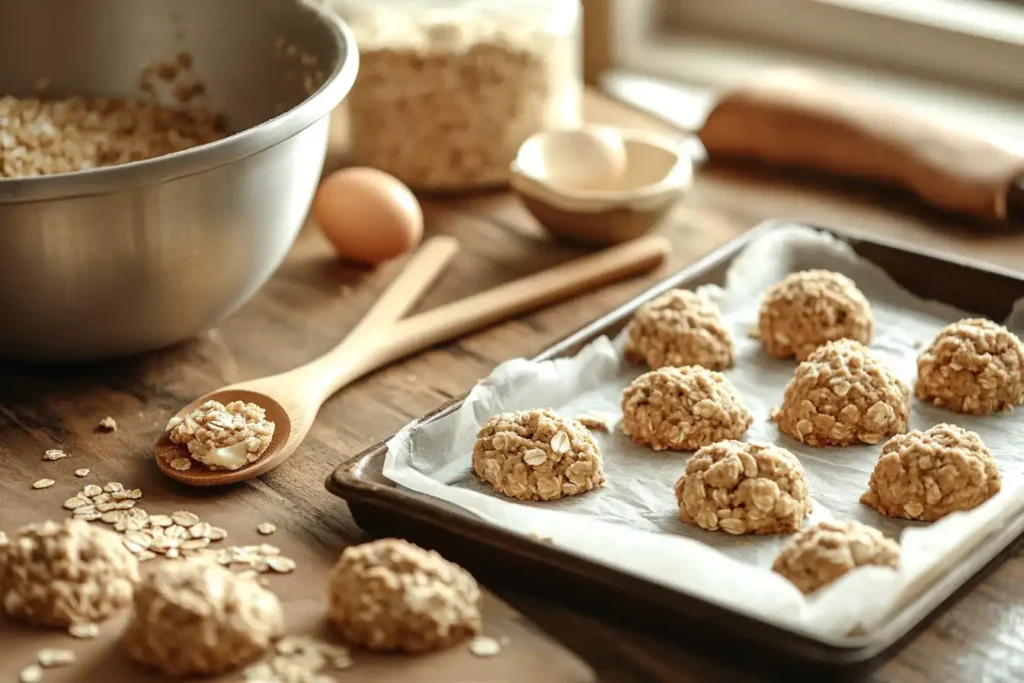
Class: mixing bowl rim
0,0,358,205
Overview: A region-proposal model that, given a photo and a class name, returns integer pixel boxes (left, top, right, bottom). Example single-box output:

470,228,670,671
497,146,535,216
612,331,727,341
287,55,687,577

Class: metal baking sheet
325,219,1024,679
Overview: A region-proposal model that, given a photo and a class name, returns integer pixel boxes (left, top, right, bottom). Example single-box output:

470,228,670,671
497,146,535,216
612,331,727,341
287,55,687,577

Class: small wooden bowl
510,128,693,247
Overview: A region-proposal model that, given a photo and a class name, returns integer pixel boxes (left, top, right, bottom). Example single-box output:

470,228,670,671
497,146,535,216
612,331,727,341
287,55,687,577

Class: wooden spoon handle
303,235,671,398
344,236,460,343
699,69,1024,221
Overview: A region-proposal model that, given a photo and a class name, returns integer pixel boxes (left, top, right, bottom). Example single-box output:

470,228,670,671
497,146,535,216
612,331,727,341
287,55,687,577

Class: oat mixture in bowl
0,0,358,363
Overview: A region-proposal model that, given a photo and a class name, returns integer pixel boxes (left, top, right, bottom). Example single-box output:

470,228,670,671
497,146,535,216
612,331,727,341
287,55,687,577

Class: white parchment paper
381,225,1024,640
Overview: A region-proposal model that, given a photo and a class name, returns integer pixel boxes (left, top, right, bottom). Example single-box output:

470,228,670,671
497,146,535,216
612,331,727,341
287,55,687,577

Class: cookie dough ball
772,520,900,594
775,339,910,447
674,441,812,535
759,270,873,361
472,409,606,501
328,538,481,653
915,318,1024,415
122,558,284,677
861,424,1001,522
624,289,734,370
621,366,753,451
1,519,138,627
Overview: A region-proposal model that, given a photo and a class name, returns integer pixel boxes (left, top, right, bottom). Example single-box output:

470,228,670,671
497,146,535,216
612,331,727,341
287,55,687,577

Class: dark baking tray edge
325,219,1024,679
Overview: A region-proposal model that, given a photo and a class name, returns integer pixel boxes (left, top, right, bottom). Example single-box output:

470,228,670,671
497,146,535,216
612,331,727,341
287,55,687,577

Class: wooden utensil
698,68,1024,223
156,234,672,486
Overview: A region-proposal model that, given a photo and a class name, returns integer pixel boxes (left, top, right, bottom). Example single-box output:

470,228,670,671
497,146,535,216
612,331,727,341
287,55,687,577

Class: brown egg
313,167,423,266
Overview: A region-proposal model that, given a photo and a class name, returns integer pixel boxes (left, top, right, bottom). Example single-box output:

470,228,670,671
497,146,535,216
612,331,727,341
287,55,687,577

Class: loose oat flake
43,449,68,461
74,469,90,477
19,665,43,683
257,523,277,536
37,649,76,668
32,479,56,489
68,622,100,639
98,416,118,431
468,636,502,658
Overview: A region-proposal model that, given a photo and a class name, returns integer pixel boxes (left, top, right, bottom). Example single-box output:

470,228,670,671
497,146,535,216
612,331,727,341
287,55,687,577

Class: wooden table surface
4,91,1024,683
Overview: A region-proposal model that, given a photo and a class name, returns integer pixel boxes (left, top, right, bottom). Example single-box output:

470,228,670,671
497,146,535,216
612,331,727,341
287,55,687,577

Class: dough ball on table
772,520,900,594
915,318,1024,415
861,424,1001,522
1,519,138,627
621,366,753,451
674,441,812,535
624,289,734,370
122,558,284,677
775,339,910,447
328,539,482,653
472,408,606,502
759,270,873,361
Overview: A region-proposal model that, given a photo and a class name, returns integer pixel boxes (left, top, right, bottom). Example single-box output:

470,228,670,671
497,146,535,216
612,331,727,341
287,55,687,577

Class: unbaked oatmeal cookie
915,318,1024,415
1,519,138,627
472,409,606,501
758,270,873,361
328,538,481,653
861,424,1001,522
772,519,900,594
624,289,734,370
166,399,275,471
674,441,812,535
622,366,753,451
122,558,283,677
775,339,910,447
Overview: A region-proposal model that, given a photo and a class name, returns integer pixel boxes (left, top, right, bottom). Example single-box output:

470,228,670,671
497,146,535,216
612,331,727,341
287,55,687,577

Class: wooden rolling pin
698,69,1024,223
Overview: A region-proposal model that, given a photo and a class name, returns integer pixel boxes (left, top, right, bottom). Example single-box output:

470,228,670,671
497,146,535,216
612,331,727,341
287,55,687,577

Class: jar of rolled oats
330,0,582,192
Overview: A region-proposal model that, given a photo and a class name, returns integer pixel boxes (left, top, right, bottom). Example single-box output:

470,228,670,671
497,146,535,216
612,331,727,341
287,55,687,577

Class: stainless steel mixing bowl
0,0,357,363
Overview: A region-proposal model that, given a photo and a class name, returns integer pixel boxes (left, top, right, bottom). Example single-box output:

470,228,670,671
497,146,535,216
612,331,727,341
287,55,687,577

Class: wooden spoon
156,234,672,486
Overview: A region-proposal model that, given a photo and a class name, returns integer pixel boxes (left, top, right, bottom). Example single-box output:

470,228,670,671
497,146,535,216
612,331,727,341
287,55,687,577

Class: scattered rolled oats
774,339,910,447
621,366,753,451
0,519,138,627
468,635,502,658
244,636,353,682
472,409,606,502
68,622,100,639
74,469,89,478
32,479,56,489
758,270,873,361
19,665,42,683
328,538,481,653
624,289,735,370
573,414,609,432
861,424,1001,522
98,416,118,432
169,457,192,471
257,523,277,536
43,449,68,461
915,318,1024,415
36,649,75,668
122,558,284,677
674,441,813,535
167,400,275,471
772,520,900,594
0,95,224,178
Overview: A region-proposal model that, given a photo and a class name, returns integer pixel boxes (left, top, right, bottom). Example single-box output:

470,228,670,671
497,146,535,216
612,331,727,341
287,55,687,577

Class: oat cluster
621,367,753,451
167,399,275,471
758,270,873,361
0,519,138,627
344,13,572,190
122,559,284,677
328,538,482,653
915,318,1024,415
775,339,910,447
0,95,223,178
772,520,900,594
472,408,606,502
861,424,1001,522
674,441,812,535
624,289,735,371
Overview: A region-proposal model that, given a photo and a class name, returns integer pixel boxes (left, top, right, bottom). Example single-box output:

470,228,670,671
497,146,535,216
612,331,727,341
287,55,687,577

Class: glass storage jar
330,0,582,192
